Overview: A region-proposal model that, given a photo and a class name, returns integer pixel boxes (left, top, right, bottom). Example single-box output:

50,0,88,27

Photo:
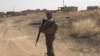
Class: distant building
21,9,35,15
58,6,78,12
36,9,41,12
6,11,27,17
0,12,5,15
87,6,99,10
0,12,5,18
42,9,48,12
6,11,15,17
14,12,24,16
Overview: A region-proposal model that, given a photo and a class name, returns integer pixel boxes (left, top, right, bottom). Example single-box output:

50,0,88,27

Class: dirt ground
0,11,100,56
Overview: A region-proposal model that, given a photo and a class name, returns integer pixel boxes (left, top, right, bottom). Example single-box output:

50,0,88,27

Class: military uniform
40,18,58,56
45,34,55,56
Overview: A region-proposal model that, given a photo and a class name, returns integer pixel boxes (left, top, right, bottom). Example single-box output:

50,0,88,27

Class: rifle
35,19,46,47
35,27,41,47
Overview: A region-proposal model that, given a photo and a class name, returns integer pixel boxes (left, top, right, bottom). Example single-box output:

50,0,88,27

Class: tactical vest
40,19,58,34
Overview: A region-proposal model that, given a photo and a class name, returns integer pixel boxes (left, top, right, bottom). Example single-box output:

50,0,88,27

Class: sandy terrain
0,16,68,56
0,11,100,56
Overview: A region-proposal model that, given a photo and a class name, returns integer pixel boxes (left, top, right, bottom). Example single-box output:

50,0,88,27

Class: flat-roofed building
87,6,99,10
0,12,5,18
58,6,78,12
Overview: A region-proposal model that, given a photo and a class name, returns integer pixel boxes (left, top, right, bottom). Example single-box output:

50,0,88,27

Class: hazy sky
0,0,100,12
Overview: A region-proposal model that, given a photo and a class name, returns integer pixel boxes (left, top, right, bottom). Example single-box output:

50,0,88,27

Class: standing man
40,11,58,56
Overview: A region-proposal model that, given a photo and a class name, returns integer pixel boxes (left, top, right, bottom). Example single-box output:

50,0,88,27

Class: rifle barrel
35,29,41,47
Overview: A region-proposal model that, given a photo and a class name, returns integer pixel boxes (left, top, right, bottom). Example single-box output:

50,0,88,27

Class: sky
0,0,100,12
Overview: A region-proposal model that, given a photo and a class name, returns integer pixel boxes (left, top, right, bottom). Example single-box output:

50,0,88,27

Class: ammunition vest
40,18,58,34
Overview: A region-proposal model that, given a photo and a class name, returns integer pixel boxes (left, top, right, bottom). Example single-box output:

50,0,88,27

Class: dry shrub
71,19,100,38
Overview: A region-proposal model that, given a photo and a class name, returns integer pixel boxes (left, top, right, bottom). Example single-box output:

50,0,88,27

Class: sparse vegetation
0,10,100,56
70,19,100,38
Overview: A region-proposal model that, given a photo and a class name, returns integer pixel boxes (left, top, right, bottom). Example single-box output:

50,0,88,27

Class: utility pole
62,0,66,14
12,0,14,12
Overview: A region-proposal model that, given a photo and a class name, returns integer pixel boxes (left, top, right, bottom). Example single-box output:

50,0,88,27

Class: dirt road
0,16,69,56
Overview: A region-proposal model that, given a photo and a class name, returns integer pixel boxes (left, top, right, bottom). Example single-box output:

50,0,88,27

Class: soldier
40,11,58,56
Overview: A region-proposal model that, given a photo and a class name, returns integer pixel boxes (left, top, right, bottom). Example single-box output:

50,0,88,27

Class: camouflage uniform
45,34,55,56
40,12,58,56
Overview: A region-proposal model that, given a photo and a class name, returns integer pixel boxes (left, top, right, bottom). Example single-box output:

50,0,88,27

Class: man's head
46,11,53,19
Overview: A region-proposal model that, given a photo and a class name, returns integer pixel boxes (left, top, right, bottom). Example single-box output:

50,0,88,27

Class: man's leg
45,34,55,56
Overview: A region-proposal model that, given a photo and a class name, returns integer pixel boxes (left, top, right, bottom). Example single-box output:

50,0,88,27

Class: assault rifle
35,19,46,47
35,27,41,47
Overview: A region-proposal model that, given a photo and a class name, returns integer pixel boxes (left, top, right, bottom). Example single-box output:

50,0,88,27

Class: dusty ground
0,11,100,56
